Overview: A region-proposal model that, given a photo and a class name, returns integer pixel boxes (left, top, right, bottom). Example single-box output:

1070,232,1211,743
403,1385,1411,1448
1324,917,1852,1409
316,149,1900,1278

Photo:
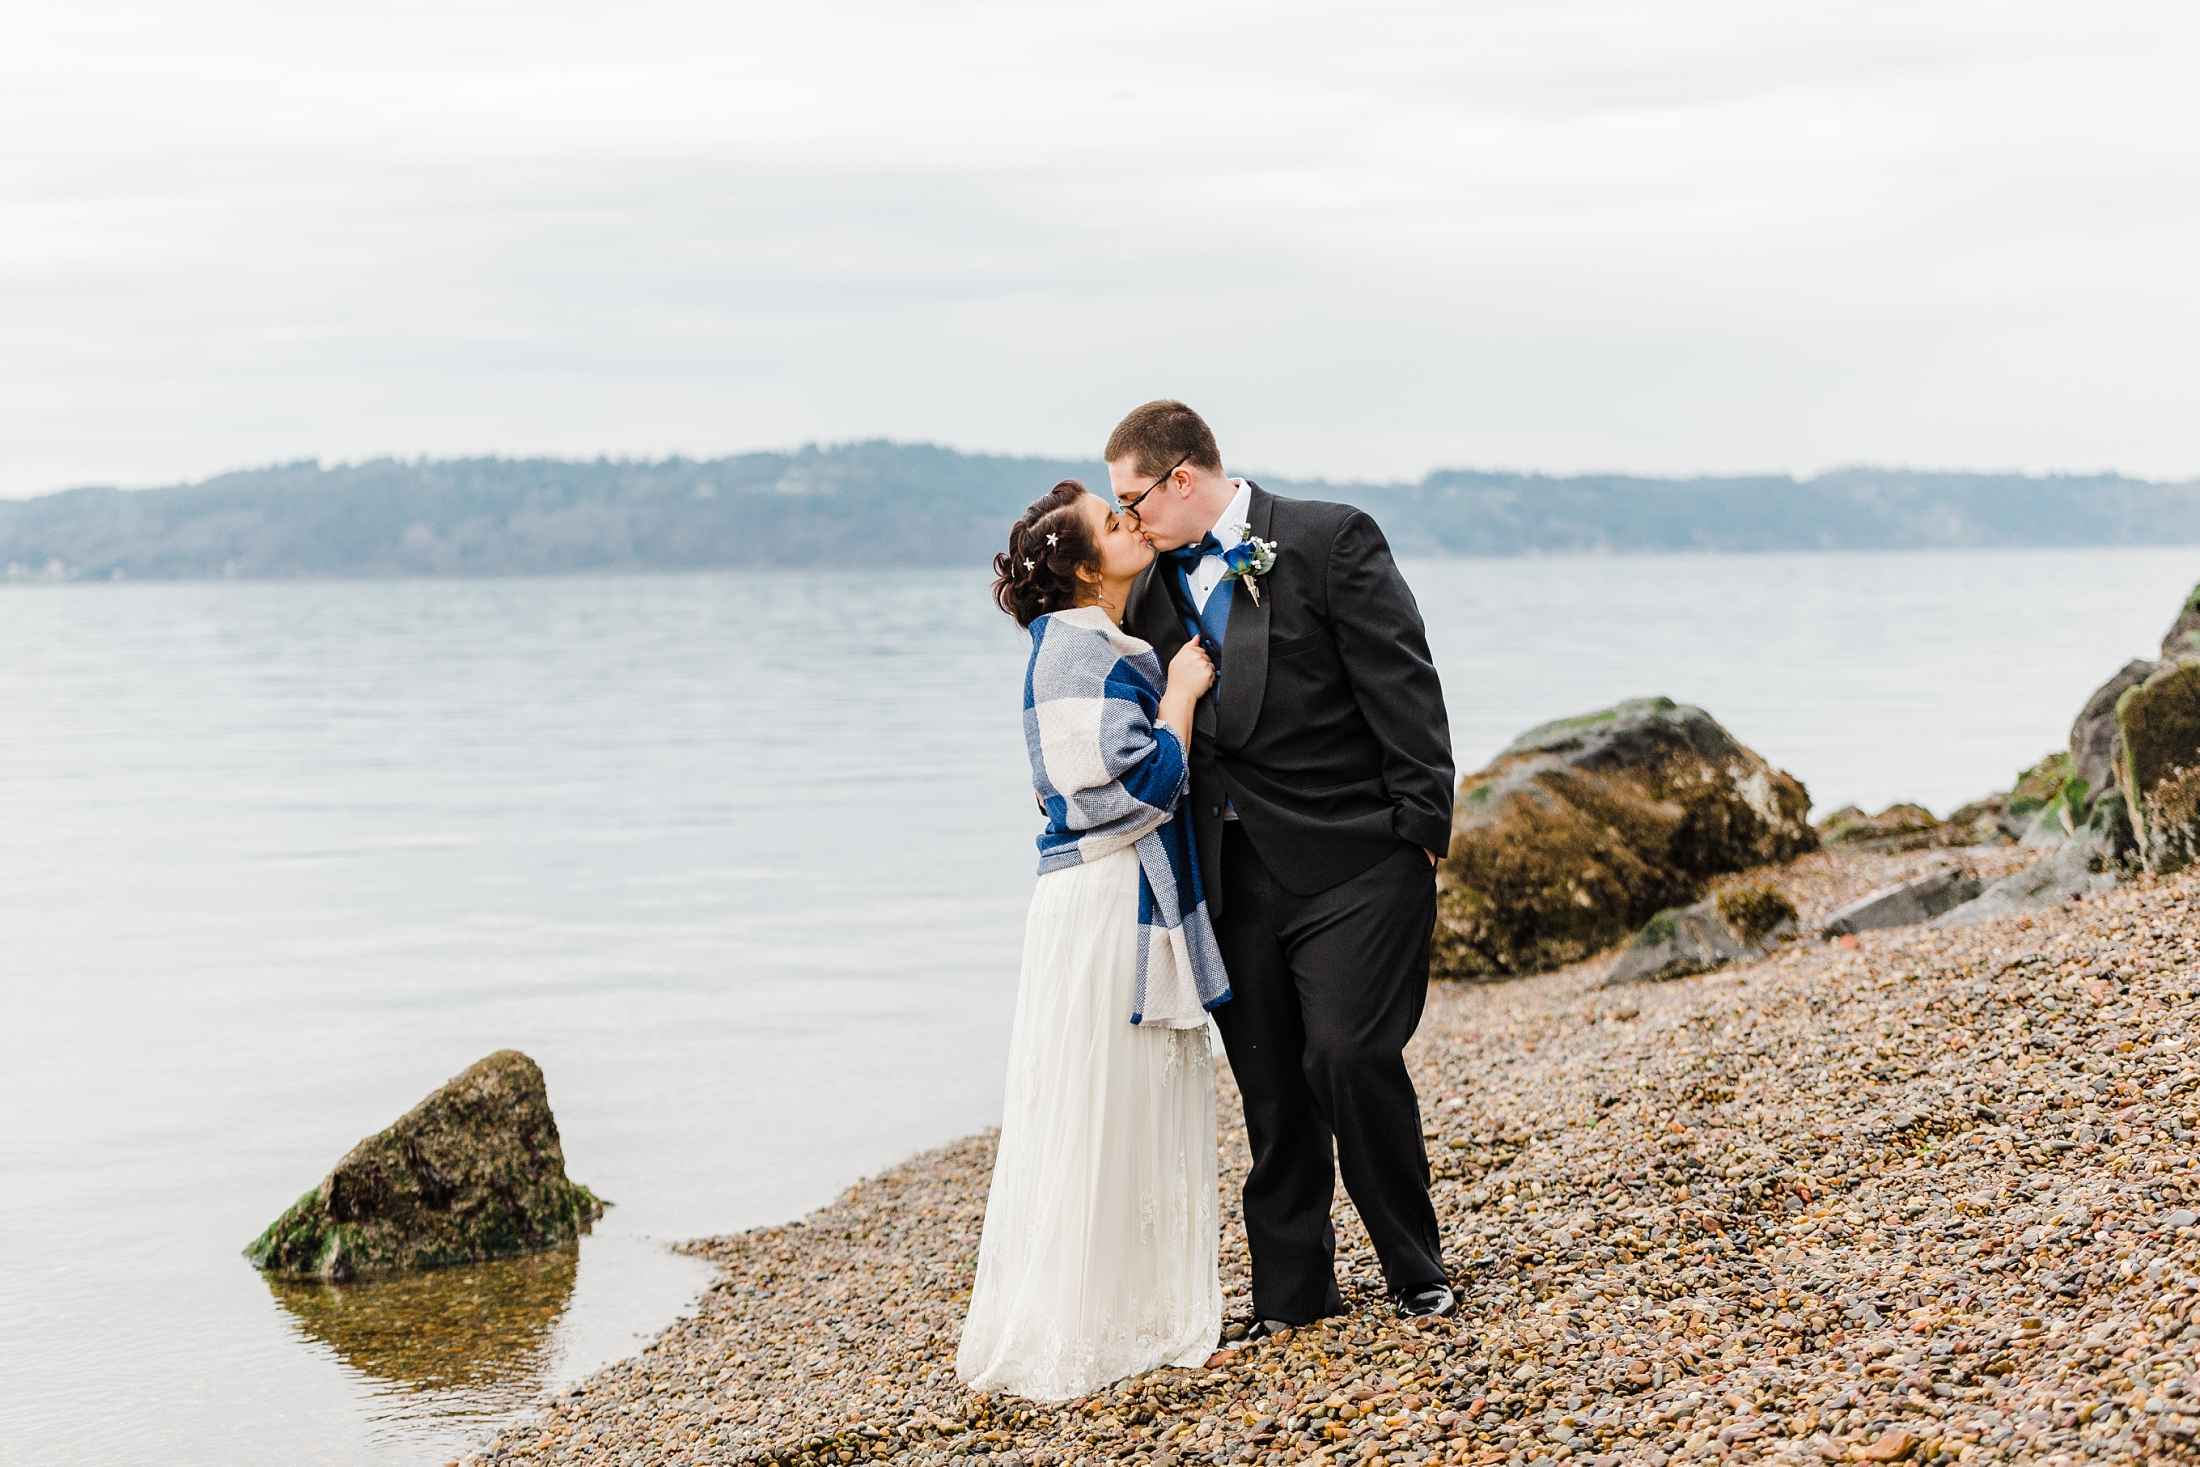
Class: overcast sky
4,0,2196,496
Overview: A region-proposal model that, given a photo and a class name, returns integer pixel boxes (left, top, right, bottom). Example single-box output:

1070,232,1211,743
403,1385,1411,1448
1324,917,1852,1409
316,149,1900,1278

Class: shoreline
470,843,2200,1466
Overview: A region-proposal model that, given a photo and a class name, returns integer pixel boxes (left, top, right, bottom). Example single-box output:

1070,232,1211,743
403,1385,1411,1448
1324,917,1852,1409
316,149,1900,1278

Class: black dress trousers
1210,822,1445,1323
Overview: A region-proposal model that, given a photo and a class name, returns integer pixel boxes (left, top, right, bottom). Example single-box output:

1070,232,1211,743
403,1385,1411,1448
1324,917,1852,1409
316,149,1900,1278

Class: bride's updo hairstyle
993,480,1102,628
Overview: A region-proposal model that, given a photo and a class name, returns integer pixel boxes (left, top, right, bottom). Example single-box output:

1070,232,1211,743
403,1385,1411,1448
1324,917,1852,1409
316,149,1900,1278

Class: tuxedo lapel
1214,483,1272,752
1130,561,1186,661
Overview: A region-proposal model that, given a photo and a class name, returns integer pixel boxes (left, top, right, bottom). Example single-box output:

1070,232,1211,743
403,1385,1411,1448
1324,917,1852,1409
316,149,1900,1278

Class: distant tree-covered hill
3,443,2196,580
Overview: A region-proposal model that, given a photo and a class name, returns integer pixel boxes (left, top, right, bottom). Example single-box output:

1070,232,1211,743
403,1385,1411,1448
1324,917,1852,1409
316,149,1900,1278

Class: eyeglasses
1116,454,1190,523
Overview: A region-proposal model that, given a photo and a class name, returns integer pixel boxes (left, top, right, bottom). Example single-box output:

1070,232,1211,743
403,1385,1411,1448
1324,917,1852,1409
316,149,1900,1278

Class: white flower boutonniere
1218,523,1278,605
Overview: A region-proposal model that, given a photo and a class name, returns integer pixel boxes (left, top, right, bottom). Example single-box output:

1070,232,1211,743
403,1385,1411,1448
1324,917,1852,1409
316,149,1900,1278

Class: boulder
1913,584,2200,920
1819,794,2033,851
1604,883,1797,986
1928,752,2089,851
2162,582,2200,663
1941,792,2021,847
1821,865,1984,937
2071,661,2158,805
2117,661,2200,874
2080,581,2200,872
1815,802,1948,852
1433,697,1816,979
2007,751,2081,846
245,1050,605,1282
1816,803,1937,850
1932,833,2120,929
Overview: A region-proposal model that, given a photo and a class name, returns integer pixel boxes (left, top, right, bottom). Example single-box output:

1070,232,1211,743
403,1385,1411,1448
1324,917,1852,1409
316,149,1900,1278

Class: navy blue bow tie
1162,532,1222,569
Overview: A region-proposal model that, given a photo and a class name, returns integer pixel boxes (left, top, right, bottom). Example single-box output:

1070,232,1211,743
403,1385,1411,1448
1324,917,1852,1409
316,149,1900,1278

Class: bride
956,480,1231,1402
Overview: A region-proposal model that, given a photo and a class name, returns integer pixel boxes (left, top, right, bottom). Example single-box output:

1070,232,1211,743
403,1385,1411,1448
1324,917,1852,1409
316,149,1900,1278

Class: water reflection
265,1245,578,1413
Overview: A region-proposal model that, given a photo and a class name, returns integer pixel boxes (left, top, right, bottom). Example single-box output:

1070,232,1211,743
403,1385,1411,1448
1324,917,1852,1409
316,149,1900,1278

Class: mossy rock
1716,883,1798,946
1941,792,2017,846
2007,751,2075,821
1814,802,1944,852
1433,698,1815,979
1604,884,1794,987
245,1050,606,1281
2117,663,2200,875
2162,581,2200,664
1630,908,1683,950
2070,661,2158,809
2050,582,2200,860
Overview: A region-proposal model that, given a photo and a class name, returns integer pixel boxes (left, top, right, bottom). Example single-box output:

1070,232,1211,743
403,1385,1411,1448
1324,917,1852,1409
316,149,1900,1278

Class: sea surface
2,548,2195,1465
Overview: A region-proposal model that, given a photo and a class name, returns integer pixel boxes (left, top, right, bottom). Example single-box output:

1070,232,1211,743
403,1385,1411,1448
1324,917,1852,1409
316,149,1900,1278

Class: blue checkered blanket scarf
1024,606,1230,1028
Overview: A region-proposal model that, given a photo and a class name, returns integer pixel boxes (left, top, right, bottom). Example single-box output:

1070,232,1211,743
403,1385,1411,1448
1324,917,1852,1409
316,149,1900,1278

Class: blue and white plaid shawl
1024,606,1230,1028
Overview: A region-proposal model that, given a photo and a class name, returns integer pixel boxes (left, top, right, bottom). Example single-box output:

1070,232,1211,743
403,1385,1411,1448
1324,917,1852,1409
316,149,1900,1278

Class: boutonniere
1218,524,1278,605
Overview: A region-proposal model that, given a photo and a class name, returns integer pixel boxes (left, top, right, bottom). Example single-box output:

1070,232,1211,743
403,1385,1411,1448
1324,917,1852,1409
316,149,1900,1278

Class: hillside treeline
3,444,2195,579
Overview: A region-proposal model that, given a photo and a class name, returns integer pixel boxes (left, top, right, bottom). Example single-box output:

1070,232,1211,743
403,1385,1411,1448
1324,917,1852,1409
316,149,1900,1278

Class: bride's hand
1168,639,1217,699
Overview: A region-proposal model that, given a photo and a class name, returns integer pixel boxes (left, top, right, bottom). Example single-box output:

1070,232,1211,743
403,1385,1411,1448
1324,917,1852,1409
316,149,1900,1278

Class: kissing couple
956,401,1460,1402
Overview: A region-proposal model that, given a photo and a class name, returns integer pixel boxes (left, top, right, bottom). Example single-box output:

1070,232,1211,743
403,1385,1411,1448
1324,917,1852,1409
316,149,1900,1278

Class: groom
1108,400,1457,1334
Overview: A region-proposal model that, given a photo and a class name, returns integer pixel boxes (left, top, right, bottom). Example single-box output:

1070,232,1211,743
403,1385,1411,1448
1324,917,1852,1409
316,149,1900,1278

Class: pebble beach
467,842,2200,1467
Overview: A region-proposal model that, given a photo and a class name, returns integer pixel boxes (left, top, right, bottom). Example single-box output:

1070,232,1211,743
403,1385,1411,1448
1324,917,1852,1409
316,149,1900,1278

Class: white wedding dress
956,845,1222,1401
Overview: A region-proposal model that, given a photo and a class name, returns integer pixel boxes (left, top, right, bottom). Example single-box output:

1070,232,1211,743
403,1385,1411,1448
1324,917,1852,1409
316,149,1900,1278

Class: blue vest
1166,553,1233,650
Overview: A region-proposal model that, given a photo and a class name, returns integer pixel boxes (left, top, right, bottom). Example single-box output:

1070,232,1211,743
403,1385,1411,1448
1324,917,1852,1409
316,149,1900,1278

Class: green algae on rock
2117,660,2200,875
1602,882,1797,987
2161,579,2200,663
2048,580,2200,871
1714,881,1799,945
1988,748,2095,848
2007,749,2076,821
1433,697,1814,980
1813,801,1945,852
2070,661,2157,808
245,1050,605,1282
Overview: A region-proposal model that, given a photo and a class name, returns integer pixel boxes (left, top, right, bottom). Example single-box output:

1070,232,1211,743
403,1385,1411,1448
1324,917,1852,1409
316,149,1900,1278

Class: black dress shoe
1395,1282,1457,1319
1218,1317,1296,1347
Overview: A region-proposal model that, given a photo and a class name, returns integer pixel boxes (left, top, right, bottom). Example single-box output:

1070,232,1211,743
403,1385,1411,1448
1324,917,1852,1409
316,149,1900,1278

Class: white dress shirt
1181,478,1252,822
1185,478,1254,611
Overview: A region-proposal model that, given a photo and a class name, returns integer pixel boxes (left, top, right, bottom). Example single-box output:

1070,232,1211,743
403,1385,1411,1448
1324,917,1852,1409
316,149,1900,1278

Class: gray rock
2018,806,2074,848
1996,751,2081,849
1605,903,1752,986
2163,583,2200,663
1814,802,1947,853
1821,866,1984,937
1942,792,2021,847
1605,886,1795,986
2071,659,2159,806
1932,833,2120,930
2056,586,2200,867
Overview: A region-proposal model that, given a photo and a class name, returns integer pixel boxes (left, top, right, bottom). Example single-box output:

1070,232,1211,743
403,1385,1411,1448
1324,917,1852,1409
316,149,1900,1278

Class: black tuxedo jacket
1128,483,1455,908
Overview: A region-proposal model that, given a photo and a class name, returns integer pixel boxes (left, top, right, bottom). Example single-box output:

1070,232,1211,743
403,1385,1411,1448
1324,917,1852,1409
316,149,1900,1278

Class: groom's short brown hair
1104,400,1223,480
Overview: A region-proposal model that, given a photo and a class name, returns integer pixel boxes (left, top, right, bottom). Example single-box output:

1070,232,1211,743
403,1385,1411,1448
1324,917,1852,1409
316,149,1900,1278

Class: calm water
2,548,2194,1465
